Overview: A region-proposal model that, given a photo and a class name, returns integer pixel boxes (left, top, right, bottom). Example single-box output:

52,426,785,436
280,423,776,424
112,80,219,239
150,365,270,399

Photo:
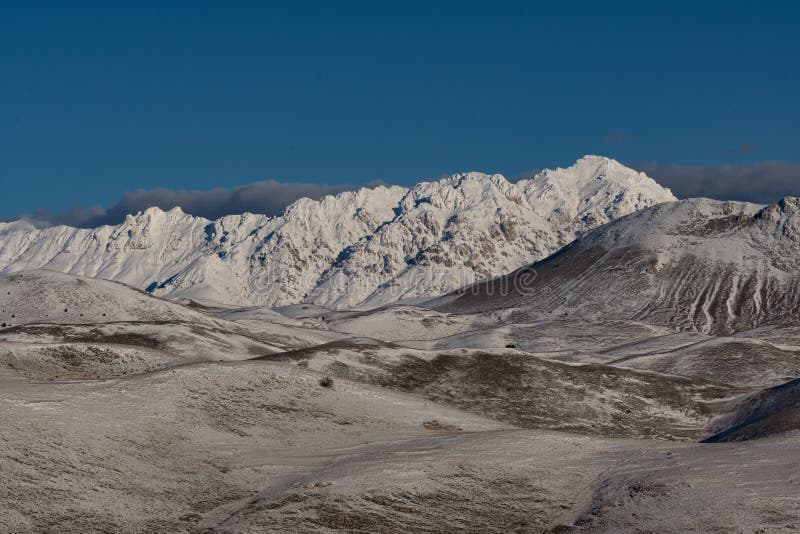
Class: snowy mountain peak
530,155,672,195
0,219,38,233
515,156,676,241
0,157,676,308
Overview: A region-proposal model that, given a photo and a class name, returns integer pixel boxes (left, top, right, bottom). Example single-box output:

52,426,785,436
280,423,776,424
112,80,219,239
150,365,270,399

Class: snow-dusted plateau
2,156,800,533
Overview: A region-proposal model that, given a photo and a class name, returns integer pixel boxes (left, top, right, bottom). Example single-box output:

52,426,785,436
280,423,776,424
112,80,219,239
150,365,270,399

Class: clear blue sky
2,1,799,220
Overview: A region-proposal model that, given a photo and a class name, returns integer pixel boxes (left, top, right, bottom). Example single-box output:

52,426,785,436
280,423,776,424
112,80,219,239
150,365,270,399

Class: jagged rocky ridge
0,156,674,308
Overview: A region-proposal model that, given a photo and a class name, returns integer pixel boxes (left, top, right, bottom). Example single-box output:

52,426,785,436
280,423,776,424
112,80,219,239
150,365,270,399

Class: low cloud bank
9,179,384,228
640,161,800,204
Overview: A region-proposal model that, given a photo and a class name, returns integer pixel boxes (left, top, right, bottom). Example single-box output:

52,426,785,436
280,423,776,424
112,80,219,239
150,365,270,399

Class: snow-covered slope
0,156,674,308
0,270,215,326
442,197,800,334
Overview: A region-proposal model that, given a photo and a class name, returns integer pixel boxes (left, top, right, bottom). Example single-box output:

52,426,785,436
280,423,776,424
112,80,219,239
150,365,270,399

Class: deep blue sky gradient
2,1,799,218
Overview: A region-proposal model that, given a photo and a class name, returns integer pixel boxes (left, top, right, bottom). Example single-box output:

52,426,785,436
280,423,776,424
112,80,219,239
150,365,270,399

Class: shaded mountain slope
441,197,800,335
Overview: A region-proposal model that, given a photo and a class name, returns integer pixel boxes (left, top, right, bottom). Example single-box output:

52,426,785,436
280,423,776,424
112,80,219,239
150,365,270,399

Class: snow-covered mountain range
0,156,675,308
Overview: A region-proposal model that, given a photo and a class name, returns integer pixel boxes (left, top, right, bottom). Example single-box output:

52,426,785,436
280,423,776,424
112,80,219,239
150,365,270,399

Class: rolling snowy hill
0,156,674,308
